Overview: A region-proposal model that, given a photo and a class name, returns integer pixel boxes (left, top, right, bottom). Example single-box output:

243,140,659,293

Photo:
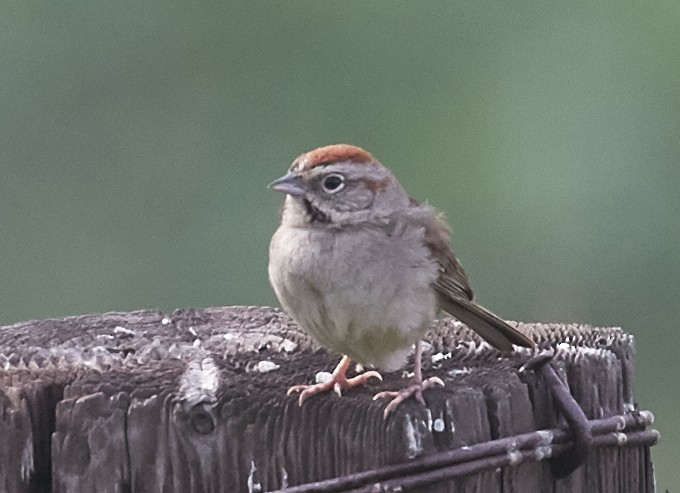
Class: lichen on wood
0,307,656,492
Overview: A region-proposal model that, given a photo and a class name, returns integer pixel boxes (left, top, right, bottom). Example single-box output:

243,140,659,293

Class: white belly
268,223,439,370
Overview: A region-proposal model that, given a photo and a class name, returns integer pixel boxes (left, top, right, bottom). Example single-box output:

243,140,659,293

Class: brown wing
419,202,535,351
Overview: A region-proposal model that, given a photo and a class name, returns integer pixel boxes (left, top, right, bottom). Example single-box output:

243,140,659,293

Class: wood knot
189,404,216,435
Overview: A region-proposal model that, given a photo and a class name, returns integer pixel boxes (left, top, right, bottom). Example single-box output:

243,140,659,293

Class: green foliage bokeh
1,1,678,488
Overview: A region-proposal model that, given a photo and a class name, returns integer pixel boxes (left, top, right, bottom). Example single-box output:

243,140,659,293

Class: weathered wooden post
0,306,658,492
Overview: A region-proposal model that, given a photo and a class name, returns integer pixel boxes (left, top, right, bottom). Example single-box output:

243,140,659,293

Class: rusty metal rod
270,411,656,493
345,429,659,493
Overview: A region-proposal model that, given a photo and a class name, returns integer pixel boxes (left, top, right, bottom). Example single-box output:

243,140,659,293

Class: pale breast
268,221,439,370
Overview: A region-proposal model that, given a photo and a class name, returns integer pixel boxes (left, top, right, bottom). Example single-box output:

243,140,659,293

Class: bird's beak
268,173,306,197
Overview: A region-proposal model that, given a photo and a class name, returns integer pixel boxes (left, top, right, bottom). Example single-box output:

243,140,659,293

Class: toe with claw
374,376,444,418
287,355,382,406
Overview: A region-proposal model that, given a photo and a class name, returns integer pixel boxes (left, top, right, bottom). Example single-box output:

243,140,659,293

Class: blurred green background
1,1,678,488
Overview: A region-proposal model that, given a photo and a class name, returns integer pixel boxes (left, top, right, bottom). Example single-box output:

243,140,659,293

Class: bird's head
269,144,409,226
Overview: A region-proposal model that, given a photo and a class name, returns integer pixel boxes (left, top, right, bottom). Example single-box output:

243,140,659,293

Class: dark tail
438,295,535,351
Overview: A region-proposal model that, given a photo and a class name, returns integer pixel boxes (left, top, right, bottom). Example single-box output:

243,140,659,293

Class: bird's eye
321,173,345,193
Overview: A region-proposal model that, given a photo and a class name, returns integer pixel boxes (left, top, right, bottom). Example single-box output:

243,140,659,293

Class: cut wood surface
0,306,656,492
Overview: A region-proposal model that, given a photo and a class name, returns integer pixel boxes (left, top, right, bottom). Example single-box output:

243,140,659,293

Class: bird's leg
287,355,383,406
373,341,445,418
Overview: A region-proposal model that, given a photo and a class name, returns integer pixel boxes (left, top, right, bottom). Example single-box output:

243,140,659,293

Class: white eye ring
321,173,345,194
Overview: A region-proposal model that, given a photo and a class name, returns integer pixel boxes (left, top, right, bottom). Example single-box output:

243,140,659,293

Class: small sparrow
268,144,534,416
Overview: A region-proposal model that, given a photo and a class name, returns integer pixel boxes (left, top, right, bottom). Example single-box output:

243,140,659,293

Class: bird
268,144,534,416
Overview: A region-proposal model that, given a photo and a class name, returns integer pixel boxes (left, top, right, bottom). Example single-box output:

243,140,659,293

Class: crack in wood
0,306,655,492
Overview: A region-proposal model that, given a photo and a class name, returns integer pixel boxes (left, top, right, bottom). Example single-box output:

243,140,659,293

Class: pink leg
287,355,383,406
373,341,444,418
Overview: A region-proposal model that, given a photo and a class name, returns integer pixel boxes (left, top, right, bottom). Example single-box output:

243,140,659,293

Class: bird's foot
287,355,382,406
373,376,445,418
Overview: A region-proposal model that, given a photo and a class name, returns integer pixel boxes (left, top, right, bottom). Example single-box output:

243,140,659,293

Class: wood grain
0,307,655,492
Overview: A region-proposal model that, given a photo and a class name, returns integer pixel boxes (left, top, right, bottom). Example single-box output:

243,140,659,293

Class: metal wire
270,411,658,493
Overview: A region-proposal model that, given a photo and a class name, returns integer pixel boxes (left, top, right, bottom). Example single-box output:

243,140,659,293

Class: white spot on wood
223,333,236,340
189,327,197,336
179,358,219,406
556,342,602,357
431,352,451,363
20,436,33,482
315,371,332,384
404,414,424,459
247,460,261,493
161,317,171,325
193,339,201,348
443,400,456,434
113,326,135,335
448,367,472,377
279,339,298,352
256,360,280,373
425,408,433,431
280,466,288,489
433,418,445,432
